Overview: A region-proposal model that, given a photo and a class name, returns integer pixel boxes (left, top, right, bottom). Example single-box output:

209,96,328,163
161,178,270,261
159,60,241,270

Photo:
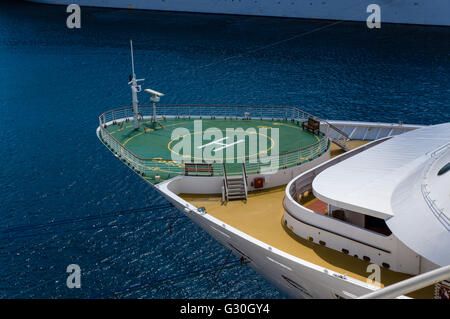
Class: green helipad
105,118,327,182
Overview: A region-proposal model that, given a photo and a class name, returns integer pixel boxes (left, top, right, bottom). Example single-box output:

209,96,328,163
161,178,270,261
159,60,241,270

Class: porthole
382,263,390,269
341,249,349,255
319,240,326,246
363,256,371,262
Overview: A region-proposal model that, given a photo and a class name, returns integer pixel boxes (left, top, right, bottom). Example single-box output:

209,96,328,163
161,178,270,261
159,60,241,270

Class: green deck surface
105,118,325,182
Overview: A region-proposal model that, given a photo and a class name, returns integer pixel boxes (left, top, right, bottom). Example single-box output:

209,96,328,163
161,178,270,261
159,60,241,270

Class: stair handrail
315,117,350,149
242,163,248,200
301,114,349,150
242,163,248,186
322,120,349,140
223,163,229,201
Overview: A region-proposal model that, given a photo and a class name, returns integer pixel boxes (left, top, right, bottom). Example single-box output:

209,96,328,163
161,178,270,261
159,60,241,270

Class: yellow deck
180,142,433,298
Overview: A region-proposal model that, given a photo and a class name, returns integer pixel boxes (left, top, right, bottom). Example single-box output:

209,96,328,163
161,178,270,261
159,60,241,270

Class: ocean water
0,1,449,299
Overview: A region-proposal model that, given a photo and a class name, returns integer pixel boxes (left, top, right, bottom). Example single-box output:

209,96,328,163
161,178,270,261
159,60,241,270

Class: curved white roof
313,122,450,265
389,144,449,266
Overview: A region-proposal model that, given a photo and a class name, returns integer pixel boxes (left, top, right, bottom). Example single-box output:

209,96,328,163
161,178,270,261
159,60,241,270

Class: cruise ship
95,43,450,299
27,0,450,26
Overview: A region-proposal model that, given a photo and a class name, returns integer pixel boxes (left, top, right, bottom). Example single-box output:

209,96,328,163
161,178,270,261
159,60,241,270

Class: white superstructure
284,123,449,280
311,123,450,267
98,111,450,298
28,0,450,26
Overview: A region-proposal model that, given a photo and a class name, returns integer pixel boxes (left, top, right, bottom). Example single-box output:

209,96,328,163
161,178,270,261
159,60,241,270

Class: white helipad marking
214,140,244,152
197,137,244,152
197,137,228,149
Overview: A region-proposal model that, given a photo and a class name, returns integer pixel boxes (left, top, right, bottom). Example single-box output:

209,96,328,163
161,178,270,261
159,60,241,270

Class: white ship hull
97,120,423,299
170,198,377,299
27,0,450,26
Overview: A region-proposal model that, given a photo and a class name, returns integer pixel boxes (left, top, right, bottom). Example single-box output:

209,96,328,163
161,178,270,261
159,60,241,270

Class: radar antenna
144,88,165,129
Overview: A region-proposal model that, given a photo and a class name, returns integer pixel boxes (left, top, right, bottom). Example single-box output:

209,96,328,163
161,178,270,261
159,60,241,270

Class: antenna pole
130,39,135,78
129,39,140,130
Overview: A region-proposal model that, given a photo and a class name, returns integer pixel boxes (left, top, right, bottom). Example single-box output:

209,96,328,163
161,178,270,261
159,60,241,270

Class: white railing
421,143,450,231
325,120,422,141
98,104,334,181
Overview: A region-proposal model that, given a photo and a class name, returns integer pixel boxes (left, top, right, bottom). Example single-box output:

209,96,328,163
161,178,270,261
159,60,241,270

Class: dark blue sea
0,1,449,298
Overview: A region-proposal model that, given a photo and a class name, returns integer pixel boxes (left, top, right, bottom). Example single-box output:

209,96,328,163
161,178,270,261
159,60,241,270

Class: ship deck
179,141,433,299
105,117,326,182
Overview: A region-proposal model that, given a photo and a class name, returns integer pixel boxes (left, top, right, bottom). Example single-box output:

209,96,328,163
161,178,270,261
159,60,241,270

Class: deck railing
98,104,332,180
422,142,450,231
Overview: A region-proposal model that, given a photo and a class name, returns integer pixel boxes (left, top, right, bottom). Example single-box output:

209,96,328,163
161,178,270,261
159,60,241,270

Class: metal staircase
300,116,350,151
330,135,349,151
222,164,248,203
321,120,350,151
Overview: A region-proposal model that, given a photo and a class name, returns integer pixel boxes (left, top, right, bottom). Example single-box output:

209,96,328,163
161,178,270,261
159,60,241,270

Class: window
365,215,392,236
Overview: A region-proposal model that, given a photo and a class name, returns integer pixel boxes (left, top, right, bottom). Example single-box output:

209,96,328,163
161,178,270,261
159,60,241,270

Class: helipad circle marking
167,128,275,161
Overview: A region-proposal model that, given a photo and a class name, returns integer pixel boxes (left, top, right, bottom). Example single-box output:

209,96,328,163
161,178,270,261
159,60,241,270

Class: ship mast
128,39,144,130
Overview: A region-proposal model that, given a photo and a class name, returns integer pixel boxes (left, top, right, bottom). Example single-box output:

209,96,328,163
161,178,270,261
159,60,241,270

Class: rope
3,218,198,298
204,250,232,298
7,275,66,298
191,20,344,72
140,0,391,80
190,0,405,73
1,206,190,241
1,204,173,235
90,258,241,299
1,217,188,241
8,261,242,299
6,255,240,299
